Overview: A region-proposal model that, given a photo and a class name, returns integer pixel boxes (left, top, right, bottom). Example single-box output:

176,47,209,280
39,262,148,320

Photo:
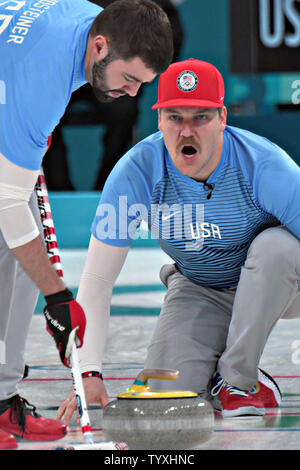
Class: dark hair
89,0,174,74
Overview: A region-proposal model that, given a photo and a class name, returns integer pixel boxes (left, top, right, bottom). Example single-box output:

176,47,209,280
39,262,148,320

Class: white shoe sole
222,406,266,418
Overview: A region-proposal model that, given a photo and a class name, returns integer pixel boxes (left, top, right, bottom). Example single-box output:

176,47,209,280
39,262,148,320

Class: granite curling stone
102,369,214,450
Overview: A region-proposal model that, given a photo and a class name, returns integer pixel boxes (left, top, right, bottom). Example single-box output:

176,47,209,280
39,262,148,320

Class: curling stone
102,369,214,450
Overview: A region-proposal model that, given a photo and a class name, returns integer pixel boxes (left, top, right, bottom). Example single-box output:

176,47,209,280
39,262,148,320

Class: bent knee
248,227,300,270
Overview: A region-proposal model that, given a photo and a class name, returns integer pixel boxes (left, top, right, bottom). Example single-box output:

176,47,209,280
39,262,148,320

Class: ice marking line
23,377,135,382
214,428,300,432
23,378,70,381
274,376,300,378
68,427,103,434
36,404,103,411
27,362,144,368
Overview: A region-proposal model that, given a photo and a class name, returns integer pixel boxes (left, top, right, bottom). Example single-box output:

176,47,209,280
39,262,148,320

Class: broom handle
35,168,94,445
70,343,94,444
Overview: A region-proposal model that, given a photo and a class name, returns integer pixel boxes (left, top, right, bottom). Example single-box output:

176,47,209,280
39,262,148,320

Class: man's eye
197,114,207,120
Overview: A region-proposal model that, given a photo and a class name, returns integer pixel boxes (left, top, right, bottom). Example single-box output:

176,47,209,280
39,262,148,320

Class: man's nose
123,81,141,97
180,120,195,137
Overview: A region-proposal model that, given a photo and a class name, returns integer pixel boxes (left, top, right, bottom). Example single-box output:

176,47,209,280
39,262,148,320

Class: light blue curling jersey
92,126,300,288
0,0,102,169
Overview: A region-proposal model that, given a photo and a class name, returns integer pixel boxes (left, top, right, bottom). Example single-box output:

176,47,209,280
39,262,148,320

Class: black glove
44,288,86,367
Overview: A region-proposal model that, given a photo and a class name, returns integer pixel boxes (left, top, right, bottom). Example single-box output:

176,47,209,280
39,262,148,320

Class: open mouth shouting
180,144,198,162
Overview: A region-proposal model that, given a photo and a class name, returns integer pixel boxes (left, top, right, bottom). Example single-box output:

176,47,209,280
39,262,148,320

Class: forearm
12,235,65,296
76,273,112,373
77,236,130,372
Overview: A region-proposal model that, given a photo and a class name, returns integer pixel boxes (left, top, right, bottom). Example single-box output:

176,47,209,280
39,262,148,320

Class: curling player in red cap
58,58,300,423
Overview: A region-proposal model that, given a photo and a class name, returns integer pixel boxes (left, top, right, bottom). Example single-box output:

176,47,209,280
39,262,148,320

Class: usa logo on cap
177,70,198,92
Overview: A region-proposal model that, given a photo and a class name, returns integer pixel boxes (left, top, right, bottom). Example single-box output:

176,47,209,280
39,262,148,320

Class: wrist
45,288,73,305
81,370,103,381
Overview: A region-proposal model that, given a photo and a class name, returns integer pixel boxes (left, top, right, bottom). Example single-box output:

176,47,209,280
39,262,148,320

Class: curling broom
35,168,127,450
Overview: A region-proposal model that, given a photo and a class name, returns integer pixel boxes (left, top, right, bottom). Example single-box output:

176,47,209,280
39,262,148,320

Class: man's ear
220,106,227,131
92,35,109,61
158,109,162,131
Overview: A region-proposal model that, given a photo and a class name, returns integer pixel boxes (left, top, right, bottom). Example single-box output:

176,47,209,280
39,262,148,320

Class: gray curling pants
144,226,300,400
0,192,43,400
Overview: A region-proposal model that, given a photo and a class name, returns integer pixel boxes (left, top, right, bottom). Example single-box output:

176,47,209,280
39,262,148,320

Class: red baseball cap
152,58,225,109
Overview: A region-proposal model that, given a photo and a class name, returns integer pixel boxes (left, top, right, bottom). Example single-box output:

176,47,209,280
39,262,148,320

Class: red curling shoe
0,395,67,441
211,372,265,418
0,428,17,450
250,368,282,408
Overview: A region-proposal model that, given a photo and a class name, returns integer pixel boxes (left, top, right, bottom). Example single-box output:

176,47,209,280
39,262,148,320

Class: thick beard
91,57,116,103
91,54,127,103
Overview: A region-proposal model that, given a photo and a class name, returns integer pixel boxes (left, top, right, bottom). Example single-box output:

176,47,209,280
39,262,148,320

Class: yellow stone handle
118,368,198,398
134,369,179,384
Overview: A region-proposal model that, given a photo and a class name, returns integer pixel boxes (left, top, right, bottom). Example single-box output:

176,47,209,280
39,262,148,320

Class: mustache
176,139,200,152
92,87,116,103
92,87,127,103
91,57,128,103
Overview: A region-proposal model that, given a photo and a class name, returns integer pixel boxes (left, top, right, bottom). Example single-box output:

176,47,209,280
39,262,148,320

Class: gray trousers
144,226,300,399
0,193,42,400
